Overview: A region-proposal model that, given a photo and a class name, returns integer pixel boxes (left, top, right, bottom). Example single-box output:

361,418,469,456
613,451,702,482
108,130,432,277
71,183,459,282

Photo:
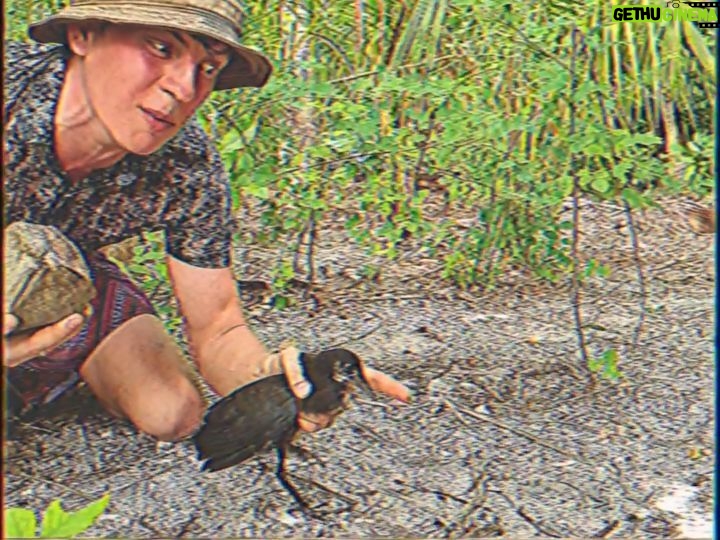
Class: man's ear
66,23,99,56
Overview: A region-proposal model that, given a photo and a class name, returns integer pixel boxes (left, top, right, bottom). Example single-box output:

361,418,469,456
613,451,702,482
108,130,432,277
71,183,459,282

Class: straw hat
28,0,272,90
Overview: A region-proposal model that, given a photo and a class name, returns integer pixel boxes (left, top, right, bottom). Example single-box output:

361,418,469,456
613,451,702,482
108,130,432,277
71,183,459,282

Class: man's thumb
3,313,19,336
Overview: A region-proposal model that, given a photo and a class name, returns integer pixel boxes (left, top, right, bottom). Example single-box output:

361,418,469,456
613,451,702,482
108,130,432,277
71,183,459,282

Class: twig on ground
541,387,609,410
347,420,386,443
286,471,358,507
344,319,384,342
329,310,384,346
138,515,164,536
517,505,564,538
490,489,564,537
8,471,96,502
442,457,493,538
445,400,589,464
593,520,623,538
110,462,184,495
175,514,199,538
353,397,397,411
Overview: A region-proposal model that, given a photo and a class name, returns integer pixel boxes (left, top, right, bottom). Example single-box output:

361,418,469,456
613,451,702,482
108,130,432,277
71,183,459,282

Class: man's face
69,23,230,155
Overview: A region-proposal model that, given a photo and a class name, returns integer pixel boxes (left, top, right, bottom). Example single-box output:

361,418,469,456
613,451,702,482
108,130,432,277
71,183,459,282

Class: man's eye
200,62,219,77
149,40,171,57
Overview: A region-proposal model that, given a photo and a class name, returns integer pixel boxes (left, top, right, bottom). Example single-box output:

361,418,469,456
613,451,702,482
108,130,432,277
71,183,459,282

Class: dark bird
193,348,369,512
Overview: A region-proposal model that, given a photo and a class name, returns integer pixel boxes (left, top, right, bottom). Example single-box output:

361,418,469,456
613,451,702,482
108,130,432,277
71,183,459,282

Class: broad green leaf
40,494,110,538
40,500,66,537
4,508,37,538
219,129,243,154
621,188,644,209
244,185,270,199
591,177,610,194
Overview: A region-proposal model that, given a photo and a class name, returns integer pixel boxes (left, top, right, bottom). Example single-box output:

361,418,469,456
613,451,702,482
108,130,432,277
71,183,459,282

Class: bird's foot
287,443,327,468
298,500,356,520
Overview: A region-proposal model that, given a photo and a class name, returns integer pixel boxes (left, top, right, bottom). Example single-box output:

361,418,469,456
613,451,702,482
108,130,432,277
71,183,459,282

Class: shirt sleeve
165,156,235,269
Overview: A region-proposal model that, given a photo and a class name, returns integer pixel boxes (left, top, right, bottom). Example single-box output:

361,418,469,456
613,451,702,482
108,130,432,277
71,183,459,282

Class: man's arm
168,255,411,424
166,255,309,397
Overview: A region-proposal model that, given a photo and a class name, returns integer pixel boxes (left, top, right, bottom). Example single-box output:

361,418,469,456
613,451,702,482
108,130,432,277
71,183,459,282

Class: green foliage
125,232,183,333
5,0,715,297
206,0,714,292
589,349,623,380
4,494,110,538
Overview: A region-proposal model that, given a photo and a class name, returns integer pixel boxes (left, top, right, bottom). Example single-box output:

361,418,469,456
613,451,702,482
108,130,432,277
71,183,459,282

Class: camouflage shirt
3,41,233,268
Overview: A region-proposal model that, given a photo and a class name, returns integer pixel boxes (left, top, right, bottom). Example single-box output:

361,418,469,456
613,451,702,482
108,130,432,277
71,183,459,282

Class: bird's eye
332,367,351,384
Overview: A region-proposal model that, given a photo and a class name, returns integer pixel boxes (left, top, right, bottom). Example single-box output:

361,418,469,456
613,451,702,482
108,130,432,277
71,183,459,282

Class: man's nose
162,58,197,103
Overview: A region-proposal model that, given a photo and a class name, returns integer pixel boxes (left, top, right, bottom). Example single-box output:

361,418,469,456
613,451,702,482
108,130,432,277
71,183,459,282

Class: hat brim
28,3,272,91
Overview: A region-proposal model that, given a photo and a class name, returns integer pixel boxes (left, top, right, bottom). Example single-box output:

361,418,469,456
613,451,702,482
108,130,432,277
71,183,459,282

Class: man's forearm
192,320,274,396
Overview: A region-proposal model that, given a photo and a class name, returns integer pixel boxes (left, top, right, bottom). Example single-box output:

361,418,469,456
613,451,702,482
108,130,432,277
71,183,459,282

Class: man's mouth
140,107,175,129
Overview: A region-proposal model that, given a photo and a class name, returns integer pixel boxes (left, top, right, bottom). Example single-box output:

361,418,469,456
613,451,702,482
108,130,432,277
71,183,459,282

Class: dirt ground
4,197,715,539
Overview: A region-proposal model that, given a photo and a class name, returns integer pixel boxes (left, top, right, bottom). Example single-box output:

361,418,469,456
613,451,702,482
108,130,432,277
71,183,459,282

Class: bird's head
307,348,369,392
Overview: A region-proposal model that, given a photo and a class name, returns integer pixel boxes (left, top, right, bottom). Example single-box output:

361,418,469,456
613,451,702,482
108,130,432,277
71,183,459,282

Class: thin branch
623,202,647,349
292,217,309,275
305,209,318,293
568,27,591,373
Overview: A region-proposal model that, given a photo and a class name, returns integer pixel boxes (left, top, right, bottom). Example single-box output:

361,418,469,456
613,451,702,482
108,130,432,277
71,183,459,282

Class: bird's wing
193,375,299,472
301,381,346,415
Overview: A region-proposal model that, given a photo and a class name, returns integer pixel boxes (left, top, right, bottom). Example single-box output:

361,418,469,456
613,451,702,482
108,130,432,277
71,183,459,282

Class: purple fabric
6,253,155,411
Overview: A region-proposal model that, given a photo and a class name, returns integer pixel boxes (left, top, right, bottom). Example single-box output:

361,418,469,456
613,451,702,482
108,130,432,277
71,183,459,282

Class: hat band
68,0,244,36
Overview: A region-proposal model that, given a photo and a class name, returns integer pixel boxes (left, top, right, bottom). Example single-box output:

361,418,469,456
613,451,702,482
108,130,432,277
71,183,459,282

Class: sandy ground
4,197,715,539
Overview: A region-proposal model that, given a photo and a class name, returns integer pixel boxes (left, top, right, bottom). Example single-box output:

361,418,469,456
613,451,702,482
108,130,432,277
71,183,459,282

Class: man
3,0,410,441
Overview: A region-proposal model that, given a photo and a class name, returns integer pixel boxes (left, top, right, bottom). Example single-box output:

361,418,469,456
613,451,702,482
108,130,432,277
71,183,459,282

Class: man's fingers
3,313,19,336
4,313,84,367
298,413,334,433
362,366,412,403
280,346,312,399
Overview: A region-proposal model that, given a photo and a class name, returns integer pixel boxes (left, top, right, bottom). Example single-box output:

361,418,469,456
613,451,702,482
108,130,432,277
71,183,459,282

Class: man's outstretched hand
273,345,411,433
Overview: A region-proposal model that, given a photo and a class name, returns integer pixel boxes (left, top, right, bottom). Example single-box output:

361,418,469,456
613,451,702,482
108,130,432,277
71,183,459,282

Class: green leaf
630,133,662,146
557,176,573,197
4,508,37,538
219,128,243,154
345,214,361,229
127,263,150,275
235,152,255,174
584,144,607,157
245,185,270,199
40,494,110,538
40,500,66,537
621,188,643,209
591,176,610,194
